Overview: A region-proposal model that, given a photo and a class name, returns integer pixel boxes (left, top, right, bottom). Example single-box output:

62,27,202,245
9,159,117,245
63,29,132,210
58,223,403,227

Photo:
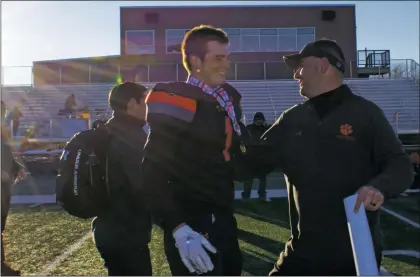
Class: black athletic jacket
235,84,413,269
142,82,247,231
92,113,151,248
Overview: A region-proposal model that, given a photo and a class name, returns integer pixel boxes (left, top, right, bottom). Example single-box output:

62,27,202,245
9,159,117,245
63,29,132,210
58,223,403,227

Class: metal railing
5,108,413,140
1,59,419,87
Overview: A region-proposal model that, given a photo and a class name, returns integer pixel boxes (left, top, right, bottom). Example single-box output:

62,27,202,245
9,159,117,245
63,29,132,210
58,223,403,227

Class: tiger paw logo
338,124,355,141
339,124,353,136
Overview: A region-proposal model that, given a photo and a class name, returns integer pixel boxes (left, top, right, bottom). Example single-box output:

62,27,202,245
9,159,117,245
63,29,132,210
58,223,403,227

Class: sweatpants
163,213,242,276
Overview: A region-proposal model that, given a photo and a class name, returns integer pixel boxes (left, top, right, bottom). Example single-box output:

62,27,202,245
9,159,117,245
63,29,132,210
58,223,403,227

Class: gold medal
240,142,247,154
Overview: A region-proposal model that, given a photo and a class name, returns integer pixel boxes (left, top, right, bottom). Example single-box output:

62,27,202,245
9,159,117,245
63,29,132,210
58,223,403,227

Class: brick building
33,4,357,86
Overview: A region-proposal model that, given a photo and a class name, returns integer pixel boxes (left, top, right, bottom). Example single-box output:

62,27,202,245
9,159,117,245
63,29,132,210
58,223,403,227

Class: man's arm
234,113,287,181
141,90,196,231
366,106,414,199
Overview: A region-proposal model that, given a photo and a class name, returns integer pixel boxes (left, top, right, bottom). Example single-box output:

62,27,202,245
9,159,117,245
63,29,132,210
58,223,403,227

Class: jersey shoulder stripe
146,90,197,123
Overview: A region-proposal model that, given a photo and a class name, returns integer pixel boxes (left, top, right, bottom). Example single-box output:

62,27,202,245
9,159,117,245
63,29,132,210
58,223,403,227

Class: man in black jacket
91,82,152,276
1,101,26,276
142,25,245,276
242,112,271,201
235,39,413,275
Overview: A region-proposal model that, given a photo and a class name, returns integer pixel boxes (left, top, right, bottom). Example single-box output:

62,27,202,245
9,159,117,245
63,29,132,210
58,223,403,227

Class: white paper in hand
344,194,379,276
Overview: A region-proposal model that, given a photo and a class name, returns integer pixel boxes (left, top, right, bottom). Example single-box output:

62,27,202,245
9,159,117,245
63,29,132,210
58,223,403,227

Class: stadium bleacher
2,78,418,139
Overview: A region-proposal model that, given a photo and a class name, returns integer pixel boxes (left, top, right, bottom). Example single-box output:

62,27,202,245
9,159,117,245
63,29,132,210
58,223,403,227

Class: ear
127,98,136,109
190,55,202,72
319,57,330,74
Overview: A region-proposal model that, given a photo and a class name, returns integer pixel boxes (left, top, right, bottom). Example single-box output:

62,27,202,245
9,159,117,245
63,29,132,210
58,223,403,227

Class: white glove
173,224,217,274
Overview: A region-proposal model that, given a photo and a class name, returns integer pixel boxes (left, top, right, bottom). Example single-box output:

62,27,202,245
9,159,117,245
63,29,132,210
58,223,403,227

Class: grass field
3,198,420,276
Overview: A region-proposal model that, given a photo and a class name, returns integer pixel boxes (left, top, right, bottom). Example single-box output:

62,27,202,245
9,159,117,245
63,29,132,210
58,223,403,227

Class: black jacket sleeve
142,90,195,232
366,106,414,198
234,112,288,181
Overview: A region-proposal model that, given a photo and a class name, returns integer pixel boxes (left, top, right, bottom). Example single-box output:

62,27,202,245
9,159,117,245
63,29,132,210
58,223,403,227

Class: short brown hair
108,82,147,112
181,25,229,73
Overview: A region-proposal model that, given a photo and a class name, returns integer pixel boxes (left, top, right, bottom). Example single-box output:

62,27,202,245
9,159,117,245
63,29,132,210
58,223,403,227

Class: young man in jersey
235,39,413,275
142,25,245,276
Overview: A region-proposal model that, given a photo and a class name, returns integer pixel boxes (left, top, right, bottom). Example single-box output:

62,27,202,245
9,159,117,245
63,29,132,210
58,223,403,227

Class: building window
164,27,315,54
297,27,315,50
125,30,155,55
260,29,278,52
278,28,297,52
166,29,190,54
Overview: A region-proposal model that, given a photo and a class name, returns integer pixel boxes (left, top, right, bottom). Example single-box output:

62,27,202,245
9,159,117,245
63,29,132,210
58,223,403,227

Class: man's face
194,40,230,87
127,97,146,121
293,56,325,98
254,118,264,126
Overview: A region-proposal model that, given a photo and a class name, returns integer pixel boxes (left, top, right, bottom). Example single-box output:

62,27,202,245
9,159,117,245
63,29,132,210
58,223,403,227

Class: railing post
59,67,62,84
88,65,91,83
176,64,179,82
49,118,53,147
349,61,353,78
234,63,237,80
31,66,34,86
263,62,267,80
147,65,150,82
10,120,14,139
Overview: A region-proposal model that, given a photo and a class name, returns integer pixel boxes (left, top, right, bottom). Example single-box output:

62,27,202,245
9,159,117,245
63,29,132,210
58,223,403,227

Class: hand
1,170,10,183
15,168,27,182
173,224,217,274
354,186,384,212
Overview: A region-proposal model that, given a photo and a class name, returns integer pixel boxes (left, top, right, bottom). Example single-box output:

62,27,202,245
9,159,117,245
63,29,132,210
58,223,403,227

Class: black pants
242,175,267,198
269,250,383,276
96,245,152,276
164,213,242,276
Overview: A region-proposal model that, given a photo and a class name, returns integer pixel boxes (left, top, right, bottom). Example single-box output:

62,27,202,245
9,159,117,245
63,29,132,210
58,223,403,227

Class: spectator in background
7,106,23,137
64,93,77,116
241,112,271,202
409,152,420,190
1,100,26,276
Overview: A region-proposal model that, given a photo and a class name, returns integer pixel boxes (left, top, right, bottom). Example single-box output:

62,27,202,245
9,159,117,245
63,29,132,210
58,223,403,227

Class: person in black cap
234,39,413,275
241,112,271,202
91,82,152,276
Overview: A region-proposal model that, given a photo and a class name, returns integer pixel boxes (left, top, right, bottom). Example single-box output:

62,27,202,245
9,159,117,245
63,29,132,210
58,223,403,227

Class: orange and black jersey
142,82,246,231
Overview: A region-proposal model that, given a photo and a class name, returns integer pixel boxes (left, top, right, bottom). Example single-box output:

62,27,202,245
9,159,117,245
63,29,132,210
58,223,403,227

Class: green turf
3,199,420,276
4,207,91,275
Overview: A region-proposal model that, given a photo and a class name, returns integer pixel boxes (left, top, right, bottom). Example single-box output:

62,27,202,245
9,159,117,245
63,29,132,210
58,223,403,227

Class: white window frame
125,30,156,55
166,29,190,54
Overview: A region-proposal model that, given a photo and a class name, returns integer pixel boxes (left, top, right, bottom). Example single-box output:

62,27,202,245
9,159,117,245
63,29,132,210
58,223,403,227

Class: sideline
37,232,91,276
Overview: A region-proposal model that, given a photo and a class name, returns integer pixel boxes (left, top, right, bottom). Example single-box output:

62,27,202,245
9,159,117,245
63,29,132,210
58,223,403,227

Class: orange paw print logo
340,124,353,136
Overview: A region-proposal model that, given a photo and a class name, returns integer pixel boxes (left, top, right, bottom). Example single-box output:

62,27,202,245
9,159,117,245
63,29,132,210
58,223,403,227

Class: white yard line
38,232,91,276
383,249,420,259
380,207,420,229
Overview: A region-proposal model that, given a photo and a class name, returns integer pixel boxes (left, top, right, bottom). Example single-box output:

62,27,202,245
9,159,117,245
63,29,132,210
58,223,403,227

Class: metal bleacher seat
3,78,419,138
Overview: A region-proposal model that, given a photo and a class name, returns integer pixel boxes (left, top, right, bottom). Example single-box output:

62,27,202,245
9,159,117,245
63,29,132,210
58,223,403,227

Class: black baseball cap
283,39,346,73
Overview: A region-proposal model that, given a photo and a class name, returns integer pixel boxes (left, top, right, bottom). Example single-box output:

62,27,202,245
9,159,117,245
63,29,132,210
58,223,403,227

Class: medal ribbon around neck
186,76,241,136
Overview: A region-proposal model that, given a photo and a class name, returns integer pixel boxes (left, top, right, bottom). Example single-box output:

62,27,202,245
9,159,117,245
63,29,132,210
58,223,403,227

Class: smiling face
190,40,230,87
293,56,330,98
